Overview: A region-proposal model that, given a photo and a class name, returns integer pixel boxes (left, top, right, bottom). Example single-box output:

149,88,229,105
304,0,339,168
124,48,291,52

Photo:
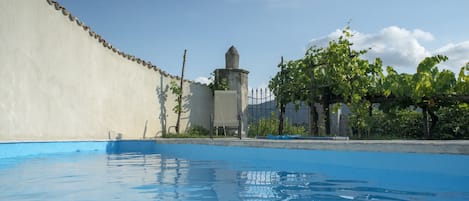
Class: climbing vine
169,80,182,114
208,72,228,95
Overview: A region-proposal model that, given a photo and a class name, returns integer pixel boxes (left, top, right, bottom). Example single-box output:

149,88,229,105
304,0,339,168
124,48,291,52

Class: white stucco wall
0,0,213,141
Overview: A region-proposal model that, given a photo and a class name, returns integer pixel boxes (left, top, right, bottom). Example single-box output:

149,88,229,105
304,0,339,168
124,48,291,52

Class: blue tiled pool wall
2,140,469,175
1,140,469,193
2,140,468,177
0,140,160,159
0,141,107,158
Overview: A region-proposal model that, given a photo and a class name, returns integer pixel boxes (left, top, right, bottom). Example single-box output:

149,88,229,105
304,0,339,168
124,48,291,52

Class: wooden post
176,49,187,134
278,57,285,135
309,61,319,135
324,89,331,135
209,114,213,139
422,106,429,139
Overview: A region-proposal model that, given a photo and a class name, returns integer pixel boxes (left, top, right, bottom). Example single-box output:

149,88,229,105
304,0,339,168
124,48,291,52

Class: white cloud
413,29,434,41
436,41,469,71
308,26,469,73
194,76,211,85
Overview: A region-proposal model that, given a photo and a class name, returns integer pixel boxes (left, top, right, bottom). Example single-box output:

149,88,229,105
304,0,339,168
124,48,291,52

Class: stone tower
225,46,239,69
214,46,249,137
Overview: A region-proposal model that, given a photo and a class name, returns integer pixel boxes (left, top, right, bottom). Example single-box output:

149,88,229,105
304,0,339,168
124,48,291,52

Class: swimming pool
1,140,468,200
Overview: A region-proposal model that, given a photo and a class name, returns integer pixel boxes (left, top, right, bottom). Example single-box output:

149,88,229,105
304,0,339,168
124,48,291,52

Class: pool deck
156,138,469,155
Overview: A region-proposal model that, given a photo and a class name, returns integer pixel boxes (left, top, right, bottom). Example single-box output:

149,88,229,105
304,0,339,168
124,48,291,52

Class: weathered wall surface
0,0,213,141
214,69,249,136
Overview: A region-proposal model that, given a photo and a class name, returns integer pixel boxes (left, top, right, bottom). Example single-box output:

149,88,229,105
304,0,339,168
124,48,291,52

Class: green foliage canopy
268,26,469,138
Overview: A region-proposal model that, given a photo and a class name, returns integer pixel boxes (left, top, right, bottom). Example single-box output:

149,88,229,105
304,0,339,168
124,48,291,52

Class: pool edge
156,138,469,155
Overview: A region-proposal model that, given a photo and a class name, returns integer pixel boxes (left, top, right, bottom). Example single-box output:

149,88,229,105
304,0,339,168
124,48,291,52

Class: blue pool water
1,140,469,201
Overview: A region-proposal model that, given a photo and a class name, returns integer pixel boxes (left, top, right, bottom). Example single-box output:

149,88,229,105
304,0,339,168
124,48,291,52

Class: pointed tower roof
225,46,239,69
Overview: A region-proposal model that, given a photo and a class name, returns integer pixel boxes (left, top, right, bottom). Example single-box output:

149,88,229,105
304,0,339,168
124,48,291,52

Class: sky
57,0,469,89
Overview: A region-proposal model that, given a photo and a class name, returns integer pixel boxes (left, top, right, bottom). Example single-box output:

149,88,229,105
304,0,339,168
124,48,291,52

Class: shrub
350,104,469,140
186,125,210,136
248,112,306,137
163,125,210,138
433,104,469,139
351,109,422,139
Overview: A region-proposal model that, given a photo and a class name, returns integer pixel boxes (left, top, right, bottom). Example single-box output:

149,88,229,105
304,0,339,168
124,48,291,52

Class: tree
269,58,306,134
170,49,187,134
456,62,469,94
412,55,457,138
274,57,287,135
306,27,383,136
269,25,468,139
270,26,384,136
380,55,462,138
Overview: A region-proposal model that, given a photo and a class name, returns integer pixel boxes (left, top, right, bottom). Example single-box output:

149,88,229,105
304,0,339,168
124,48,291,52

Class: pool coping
0,139,111,144
2,139,468,155
156,138,469,155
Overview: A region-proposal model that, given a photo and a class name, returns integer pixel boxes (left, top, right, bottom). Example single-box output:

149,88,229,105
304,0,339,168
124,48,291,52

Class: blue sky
58,0,469,89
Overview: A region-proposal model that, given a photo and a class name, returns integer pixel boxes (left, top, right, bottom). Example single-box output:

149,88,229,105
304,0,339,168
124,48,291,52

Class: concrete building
0,0,213,141
213,46,249,137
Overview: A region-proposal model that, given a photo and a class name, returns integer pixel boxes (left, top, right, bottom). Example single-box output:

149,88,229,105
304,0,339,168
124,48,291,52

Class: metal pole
260,88,265,134
251,89,254,138
256,89,259,136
